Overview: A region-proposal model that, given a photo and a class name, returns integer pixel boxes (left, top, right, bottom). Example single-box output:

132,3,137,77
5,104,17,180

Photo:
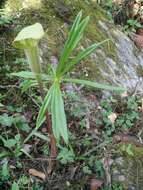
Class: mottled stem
24,46,57,158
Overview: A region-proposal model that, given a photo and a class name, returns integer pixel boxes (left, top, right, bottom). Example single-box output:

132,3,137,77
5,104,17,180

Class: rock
131,33,143,52
112,174,126,182
115,157,124,165
118,175,126,182
111,144,143,189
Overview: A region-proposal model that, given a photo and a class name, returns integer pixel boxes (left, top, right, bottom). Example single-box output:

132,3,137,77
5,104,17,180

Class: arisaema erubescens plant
13,11,126,157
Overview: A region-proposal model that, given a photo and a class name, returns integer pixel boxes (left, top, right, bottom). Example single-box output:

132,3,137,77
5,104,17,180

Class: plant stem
38,80,57,158
25,46,57,158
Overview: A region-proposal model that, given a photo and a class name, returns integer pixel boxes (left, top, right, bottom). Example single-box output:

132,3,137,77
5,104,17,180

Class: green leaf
0,114,13,127
36,85,54,129
126,144,134,156
56,11,90,76
4,139,17,148
14,115,30,132
2,160,9,178
57,11,82,71
11,182,19,190
0,103,4,107
15,134,21,142
11,71,36,79
51,82,68,143
0,151,9,158
33,131,50,142
13,23,44,49
62,39,109,75
11,71,53,81
24,85,54,143
19,80,37,93
20,148,33,159
57,147,75,164
63,78,126,92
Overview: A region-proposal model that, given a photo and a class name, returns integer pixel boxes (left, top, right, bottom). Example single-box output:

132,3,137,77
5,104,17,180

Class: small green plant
13,11,125,156
123,19,142,34
120,143,134,156
57,147,75,164
96,96,140,135
115,97,139,129
0,9,11,27
0,133,22,157
83,165,92,174
11,182,19,190
101,183,123,190
0,113,30,132
1,160,10,180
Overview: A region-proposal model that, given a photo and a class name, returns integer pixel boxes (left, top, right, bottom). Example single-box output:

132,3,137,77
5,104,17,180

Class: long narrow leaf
56,11,82,75
62,39,109,75
12,71,53,81
63,78,126,92
50,84,60,141
56,14,90,76
51,82,68,144
64,11,82,50
36,85,54,128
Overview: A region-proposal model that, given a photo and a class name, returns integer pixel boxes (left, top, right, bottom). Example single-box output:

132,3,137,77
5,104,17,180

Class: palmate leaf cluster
13,11,126,144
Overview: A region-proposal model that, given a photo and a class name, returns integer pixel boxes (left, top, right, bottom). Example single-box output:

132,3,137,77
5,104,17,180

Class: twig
0,84,19,89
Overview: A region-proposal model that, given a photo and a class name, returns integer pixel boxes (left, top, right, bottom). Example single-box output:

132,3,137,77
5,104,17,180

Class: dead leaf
28,169,46,180
9,165,16,169
23,144,32,153
121,91,128,98
108,113,117,124
113,134,143,147
90,179,103,190
132,3,140,17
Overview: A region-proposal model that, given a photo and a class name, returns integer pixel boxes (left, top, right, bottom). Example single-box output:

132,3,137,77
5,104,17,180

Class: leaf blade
51,82,68,143
11,71,53,81
63,78,126,92
56,13,90,76
62,39,109,75
36,85,54,129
